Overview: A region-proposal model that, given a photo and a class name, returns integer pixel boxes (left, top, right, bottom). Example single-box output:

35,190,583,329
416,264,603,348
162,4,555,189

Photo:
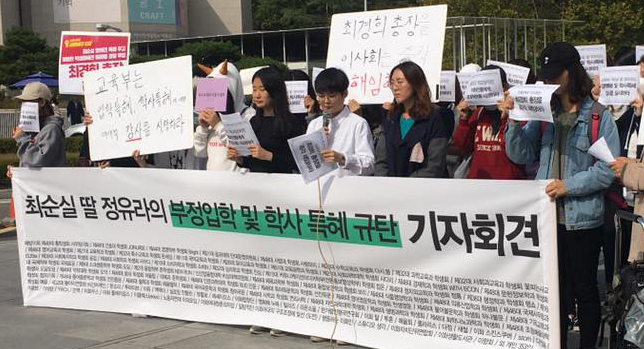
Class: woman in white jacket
193,60,254,171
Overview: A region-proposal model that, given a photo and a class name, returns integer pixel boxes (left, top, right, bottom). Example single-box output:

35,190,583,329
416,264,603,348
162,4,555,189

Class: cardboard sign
59,31,131,95
326,5,447,103
84,56,194,161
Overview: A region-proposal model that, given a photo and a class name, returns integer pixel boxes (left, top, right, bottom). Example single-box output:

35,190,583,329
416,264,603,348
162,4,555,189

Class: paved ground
0,221,610,349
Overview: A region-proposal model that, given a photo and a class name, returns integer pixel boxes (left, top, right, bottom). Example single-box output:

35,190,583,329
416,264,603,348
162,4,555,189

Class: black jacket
375,109,448,177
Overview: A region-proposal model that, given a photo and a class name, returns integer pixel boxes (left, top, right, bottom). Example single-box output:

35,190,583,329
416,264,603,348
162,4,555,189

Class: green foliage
65,135,83,153
0,135,82,154
173,41,241,66
0,27,59,86
129,54,167,64
235,56,288,73
0,139,16,153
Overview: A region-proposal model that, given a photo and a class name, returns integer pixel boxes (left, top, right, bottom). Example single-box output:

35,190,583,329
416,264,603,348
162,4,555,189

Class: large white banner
326,5,447,104
13,168,558,349
84,56,194,161
53,0,122,24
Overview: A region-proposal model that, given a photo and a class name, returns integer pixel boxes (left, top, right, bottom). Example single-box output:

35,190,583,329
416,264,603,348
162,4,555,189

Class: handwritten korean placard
83,55,194,161
326,5,447,104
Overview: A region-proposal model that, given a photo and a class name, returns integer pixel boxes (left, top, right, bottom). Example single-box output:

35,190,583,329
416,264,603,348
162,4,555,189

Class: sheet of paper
588,137,615,163
598,65,639,106
462,69,504,106
285,81,308,114
220,112,259,157
288,129,335,183
487,60,530,86
194,77,228,112
439,71,456,102
19,102,40,133
311,67,324,88
508,84,560,123
575,44,607,77
64,123,86,138
637,46,644,64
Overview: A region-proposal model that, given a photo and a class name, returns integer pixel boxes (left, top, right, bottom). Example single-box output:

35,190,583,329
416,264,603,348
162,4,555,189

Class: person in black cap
502,42,620,349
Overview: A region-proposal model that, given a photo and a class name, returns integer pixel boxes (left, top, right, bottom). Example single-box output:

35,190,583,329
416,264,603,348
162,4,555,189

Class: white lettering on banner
575,44,607,77
19,102,40,133
288,129,335,183
508,84,560,123
486,60,530,87
219,112,259,157
598,66,640,106
439,71,456,103
83,56,193,161
285,81,309,114
326,5,447,104
462,70,504,106
12,168,559,349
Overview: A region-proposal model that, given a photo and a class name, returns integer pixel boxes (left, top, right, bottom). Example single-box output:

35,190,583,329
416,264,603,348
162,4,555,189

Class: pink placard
195,77,228,111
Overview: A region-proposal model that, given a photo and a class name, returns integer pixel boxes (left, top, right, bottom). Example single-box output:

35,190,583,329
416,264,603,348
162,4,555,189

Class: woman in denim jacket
503,42,620,349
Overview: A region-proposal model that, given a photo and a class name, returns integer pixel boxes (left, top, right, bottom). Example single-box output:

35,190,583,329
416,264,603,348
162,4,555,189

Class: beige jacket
622,157,644,261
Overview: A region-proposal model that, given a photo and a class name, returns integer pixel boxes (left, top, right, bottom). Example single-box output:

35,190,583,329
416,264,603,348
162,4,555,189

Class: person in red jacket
452,65,526,179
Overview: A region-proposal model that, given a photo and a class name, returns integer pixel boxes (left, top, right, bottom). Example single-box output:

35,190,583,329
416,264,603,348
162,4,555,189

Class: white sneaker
249,325,268,334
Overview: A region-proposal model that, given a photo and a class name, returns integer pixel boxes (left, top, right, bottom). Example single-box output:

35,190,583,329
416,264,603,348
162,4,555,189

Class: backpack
541,101,627,209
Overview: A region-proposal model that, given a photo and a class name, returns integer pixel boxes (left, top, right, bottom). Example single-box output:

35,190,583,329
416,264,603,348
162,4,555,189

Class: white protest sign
588,137,616,163
311,67,324,88
240,66,268,95
18,102,40,133
285,81,308,114
575,44,607,77
439,71,456,102
637,46,644,63
487,60,530,86
13,167,559,349
462,69,504,106
598,66,640,106
508,84,560,123
326,5,447,104
288,129,335,183
455,72,475,96
220,112,259,156
84,56,194,161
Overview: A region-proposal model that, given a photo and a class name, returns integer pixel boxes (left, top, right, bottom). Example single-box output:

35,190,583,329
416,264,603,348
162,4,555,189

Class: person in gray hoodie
12,82,66,168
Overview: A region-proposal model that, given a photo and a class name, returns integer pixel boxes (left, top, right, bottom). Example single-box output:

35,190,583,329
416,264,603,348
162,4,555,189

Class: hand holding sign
508,84,560,123
195,77,228,112
220,112,259,156
462,69,504,106
19,102,40,133
288,129,335,183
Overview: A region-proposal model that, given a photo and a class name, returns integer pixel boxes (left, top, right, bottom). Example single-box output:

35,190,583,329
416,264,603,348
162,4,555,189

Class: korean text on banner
486,60,530,86
194,78,228,112
598,66,640,106
83,56,194,161
462,69,504,106
286,81,309,114
220,112,259,156
13,168,559,349
288,129,335,183
439,71,456,102
18,102,40,133
508,84,560,123
575,44,607,77
326,5,447,104
59,31,131,95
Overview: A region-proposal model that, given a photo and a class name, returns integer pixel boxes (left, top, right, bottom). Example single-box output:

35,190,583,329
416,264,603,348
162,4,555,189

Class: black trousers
558,225,601,349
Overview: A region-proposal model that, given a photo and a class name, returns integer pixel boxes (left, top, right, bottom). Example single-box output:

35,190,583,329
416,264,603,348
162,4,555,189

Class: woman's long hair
251,67,295,137
550,62,593,111
387,61,436,120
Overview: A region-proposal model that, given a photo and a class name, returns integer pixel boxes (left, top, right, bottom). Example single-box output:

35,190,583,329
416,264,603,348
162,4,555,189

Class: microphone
322,111,331,138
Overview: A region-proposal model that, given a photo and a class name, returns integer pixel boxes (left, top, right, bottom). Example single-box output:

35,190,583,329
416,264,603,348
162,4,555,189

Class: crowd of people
10,41,644,348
